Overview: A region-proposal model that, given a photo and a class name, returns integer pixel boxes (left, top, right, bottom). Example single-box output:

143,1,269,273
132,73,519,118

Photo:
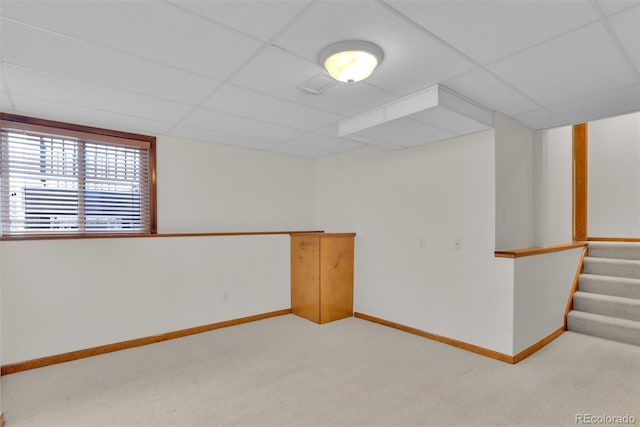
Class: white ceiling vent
297,73,338,95
337,84,493,139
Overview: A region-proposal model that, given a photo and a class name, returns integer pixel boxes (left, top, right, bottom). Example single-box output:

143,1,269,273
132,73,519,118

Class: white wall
588,112,640,237
495,113,535,249
316,130,514,355
512,247,583,354
494,113,534,249
1,235,290,364
157,135,316,233
533,126,573,246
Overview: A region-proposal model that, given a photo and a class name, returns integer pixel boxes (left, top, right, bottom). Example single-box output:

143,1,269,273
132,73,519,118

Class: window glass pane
84,143,146,231
1,119,154,237
4,133,80,233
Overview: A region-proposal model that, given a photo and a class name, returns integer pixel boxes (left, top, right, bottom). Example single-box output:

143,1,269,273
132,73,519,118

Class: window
0,114,156,237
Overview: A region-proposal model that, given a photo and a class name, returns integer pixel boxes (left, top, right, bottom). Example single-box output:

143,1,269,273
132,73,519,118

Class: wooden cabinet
291,233,355,324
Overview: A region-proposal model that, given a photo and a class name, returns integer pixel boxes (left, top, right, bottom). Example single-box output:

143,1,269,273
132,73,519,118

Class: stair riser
573,295,640,322
588,246,640,261
583,259,640,280
567,315,640,346
579,276,640,300
571,244,640,346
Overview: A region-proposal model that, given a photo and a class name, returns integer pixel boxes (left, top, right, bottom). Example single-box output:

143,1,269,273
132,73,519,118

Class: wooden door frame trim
573,123,588,242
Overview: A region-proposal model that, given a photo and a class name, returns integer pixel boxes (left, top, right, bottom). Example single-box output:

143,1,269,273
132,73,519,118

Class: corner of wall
532,130,548,247
494,113,535,250
532,125,574,246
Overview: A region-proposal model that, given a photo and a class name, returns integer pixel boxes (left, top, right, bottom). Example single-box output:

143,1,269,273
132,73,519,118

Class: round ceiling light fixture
319,40,384,84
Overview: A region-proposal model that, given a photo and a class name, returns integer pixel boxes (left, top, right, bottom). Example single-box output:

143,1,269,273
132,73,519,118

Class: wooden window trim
0,113,157,237
0,113,155,143
0,230,325,242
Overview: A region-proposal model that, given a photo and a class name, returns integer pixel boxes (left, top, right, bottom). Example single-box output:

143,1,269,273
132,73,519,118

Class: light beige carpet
2,314,639,426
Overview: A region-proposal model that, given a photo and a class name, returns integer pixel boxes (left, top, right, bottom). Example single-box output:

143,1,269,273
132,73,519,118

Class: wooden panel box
291,233,355,324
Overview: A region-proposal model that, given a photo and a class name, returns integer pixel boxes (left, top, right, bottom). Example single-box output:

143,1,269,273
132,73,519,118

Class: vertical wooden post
573,123,588,241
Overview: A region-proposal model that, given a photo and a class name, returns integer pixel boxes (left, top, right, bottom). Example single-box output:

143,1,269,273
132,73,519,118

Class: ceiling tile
3,64,193,123
1,90,14,110
232,45,320,90
8,93,174,135
231,45,398,116
268,143,331,158
286,132,364,153
1,0,263,79
315,124,403,149
549,83,640,124
443,68,540,116
169,124,278,150
355,117,456,148
166,0,312,41
314,123,341,138
607,5,640,73
1,18,221,105
487,22,637,106
596,0,639,15
181,107,305,143
273,1,474,95
340,133,405,150
203,84,340,131
512,108,568,130
386,0,598,63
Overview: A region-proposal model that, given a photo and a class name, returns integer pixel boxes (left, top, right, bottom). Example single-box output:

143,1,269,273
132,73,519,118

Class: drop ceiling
1,0,638,158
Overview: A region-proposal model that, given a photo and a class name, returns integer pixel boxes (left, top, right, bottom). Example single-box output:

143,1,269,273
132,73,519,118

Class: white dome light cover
319,40,384,83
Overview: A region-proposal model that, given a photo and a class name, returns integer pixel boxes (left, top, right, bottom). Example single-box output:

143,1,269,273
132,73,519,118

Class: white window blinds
1,122,153,236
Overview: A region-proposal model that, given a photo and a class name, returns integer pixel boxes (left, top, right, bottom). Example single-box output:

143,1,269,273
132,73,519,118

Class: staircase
567,242,640,346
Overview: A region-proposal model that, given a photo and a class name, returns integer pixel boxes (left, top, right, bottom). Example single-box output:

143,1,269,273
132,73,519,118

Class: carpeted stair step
572,291,640,321
583,257,640,280
567,311,640,346
579,274,640,300
588,242,640,261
